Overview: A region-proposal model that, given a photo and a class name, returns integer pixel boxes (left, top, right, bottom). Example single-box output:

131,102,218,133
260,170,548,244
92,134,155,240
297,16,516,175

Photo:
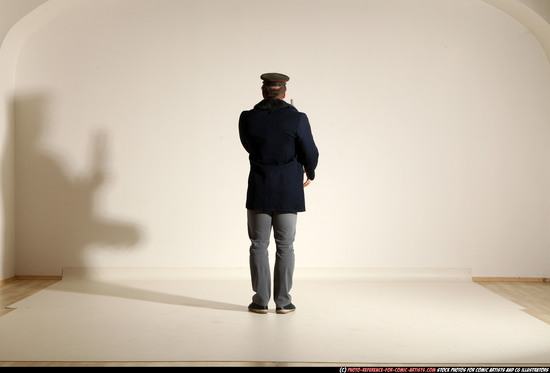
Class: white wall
11,0,550,277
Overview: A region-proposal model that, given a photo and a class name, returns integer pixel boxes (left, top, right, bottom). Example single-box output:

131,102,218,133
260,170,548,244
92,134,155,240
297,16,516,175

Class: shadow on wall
13,93,142,275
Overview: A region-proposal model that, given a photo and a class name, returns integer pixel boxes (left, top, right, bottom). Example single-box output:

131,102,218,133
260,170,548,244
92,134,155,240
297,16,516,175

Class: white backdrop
11,0,550,277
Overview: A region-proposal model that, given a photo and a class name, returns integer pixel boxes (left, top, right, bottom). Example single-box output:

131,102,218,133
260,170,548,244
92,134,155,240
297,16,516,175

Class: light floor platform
1,268,549,365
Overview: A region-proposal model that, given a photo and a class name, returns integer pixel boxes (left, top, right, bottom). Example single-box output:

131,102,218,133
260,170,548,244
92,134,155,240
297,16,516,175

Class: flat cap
260,72,290,85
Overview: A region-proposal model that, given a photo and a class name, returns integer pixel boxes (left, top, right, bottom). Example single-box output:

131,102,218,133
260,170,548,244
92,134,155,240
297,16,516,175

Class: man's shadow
14,94,141,269
52,272,247,312
10,93,245,312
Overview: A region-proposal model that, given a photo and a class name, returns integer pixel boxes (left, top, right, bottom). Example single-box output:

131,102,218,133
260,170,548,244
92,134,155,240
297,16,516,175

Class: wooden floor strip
473,277,550,282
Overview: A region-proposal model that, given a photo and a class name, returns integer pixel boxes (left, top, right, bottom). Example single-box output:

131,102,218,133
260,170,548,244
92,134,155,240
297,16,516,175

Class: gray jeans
247,210,297,307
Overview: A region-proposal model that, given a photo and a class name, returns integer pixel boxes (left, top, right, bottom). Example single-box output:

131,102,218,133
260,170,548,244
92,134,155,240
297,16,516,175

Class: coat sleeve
296,113,319,180
238,111,251,153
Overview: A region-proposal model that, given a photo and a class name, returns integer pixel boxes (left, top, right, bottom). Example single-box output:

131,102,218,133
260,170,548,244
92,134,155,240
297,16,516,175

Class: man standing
239,73,319,314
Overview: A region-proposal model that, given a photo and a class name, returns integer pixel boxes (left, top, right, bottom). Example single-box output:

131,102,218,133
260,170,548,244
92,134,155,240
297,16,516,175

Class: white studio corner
1,0,550,366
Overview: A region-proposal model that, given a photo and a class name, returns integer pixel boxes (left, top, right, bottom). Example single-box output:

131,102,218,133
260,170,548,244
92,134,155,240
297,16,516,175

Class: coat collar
254,99,294,111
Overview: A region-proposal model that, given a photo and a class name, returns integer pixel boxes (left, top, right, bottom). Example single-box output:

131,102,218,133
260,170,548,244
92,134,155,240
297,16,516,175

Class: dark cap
260,73,290,85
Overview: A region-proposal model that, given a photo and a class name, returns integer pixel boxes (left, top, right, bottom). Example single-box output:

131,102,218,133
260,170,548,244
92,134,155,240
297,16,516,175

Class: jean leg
247,210,272,306
273,212,297,307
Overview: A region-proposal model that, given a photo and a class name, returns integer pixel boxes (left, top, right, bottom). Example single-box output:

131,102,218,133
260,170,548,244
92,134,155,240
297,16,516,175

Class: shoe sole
248,308,268,314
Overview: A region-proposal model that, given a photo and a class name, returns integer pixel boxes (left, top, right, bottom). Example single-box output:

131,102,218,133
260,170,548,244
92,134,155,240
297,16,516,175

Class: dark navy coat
239,99,319,212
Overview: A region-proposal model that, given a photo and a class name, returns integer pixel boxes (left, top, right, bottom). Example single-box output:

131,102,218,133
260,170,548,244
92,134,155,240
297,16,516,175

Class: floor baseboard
0,276,16,287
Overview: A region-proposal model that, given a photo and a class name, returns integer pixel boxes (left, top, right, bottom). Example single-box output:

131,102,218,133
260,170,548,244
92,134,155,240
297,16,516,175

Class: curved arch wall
0,0,51,280
4,0,550,277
